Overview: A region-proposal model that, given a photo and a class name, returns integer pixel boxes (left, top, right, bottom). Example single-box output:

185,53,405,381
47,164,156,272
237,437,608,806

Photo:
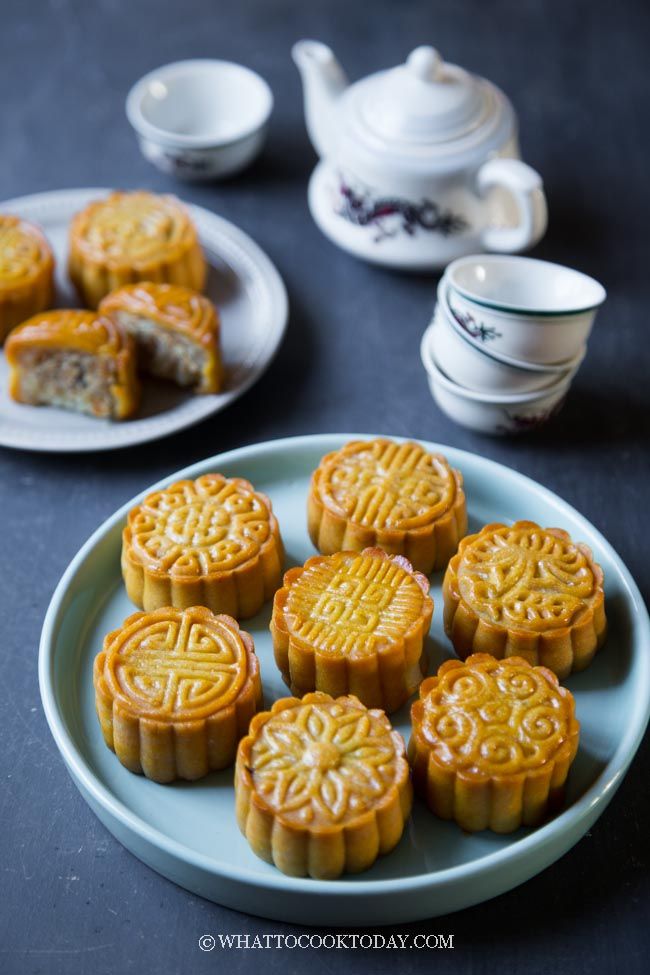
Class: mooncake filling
112,312,207,388
13,347,118,417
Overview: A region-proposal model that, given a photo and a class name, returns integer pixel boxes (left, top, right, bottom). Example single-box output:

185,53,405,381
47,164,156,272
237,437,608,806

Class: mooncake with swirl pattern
0,214,54,343
94,606,261,782
235,692,412,878
271,547,433,712
409,654,579,832
443,521,606,679
69,191,206,308
308,439,467,574
100,282,222,393
5,309,139,419
122,474,284,619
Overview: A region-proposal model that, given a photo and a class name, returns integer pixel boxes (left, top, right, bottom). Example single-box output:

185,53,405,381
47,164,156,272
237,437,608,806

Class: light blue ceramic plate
39,435,650,925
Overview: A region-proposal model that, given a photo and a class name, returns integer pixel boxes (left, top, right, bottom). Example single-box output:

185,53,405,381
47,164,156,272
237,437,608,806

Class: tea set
125,42,606,434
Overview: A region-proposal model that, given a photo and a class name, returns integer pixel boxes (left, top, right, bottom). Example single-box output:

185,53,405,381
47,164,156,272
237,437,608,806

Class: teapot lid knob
406,46,443,82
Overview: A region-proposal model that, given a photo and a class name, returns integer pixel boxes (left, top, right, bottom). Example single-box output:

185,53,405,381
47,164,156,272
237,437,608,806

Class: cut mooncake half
100,282,222,393
442,520,607,679
5,309,139,419
271,547,433,712
0,214,55,343
235,692,412,878
308,438,467,574
409,654,580,833
94,605,262,783
68,190,206,308
122,473,284,619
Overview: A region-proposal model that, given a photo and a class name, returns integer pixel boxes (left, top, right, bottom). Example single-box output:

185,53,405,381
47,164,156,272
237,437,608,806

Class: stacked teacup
420,255,606,434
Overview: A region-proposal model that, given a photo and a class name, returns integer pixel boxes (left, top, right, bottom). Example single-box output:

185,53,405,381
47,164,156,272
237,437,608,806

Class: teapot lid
357,46,493,146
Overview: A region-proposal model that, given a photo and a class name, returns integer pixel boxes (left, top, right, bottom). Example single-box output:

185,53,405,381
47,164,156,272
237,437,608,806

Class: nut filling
115,312,207,388
15,347,118,417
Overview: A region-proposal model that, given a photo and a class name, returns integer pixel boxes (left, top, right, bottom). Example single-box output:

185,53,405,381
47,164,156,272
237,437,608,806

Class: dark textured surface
1,0,649,972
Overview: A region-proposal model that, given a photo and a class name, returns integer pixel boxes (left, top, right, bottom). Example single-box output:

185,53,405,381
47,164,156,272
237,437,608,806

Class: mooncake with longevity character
235,691,412,878
5,309,139,419
122,473,284,619
94,606,262,783
409,654,580,833
308,438,467,574
0,214,55,343
100,282,222,393
68,191,206,308
271,547,433,712
443,520,606,679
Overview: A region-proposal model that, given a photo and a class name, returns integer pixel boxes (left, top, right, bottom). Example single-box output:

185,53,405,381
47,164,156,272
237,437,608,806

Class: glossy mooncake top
245,692,408,827
4,309,130,359
99,605,253,721
69,191,199,269
100,282,218,345
312,438,460,531
0,215,54,292
412,654,578,776
278,548,431,658
125,474,277,579
452,520,602,632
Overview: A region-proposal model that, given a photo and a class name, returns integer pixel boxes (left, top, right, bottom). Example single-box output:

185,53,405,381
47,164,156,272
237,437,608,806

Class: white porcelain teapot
293,41,548,271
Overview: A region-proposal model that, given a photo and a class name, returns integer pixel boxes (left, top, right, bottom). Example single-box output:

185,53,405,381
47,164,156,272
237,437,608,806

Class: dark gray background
1,0,649,972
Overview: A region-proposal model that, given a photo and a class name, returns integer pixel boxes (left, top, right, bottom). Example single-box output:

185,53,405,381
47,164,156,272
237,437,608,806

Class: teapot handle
476,158,548,253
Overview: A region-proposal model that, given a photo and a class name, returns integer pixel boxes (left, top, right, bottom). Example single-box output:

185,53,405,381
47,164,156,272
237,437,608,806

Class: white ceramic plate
0,188,287,452
39,435,650,925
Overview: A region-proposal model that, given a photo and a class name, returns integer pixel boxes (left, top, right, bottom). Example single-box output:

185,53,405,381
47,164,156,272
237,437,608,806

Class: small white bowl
420,329,574,435
443,280,596,365
126,59,273,181
443,256,605,364
431,300,583,394
447,255,606,315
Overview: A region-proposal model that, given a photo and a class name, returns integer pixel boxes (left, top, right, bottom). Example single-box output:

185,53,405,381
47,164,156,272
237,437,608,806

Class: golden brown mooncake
271,547,433,712
122,473,284,620
0,214,55,343
235,692,412,878
5,309,139,419
99,282,222,394
94,606,262,783
443,521,607,679
68,191,206,308
308,438,467,575
409,654,580,833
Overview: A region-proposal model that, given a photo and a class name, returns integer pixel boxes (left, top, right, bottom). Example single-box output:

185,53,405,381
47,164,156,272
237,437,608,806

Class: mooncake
409,654,580,833
100,282,222,394
122,473,284,619
235,692,412,878
5,309,139,419
308,438,467,574
68,191,206,308
94,606,261,782
443,521,606,679
271,547,433,712
0,214,55,343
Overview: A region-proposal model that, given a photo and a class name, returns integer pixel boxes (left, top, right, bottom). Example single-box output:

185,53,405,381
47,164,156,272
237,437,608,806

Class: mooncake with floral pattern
235,692,412,878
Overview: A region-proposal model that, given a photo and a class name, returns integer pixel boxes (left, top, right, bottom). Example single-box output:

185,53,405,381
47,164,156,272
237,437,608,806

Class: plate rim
0,187,288,453
38,433,650,899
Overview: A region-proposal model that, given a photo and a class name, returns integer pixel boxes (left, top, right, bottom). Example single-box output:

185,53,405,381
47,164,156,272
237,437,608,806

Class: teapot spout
292,40,348,159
